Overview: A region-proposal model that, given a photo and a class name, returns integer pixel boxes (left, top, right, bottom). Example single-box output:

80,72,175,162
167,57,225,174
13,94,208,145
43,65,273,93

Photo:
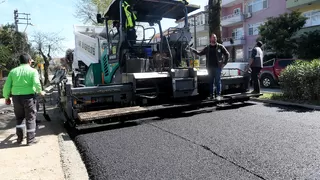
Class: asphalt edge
250,98,320,111
55,112,89,180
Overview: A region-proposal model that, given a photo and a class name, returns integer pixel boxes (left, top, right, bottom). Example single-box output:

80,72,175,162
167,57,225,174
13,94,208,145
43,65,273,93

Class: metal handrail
221,12,243,20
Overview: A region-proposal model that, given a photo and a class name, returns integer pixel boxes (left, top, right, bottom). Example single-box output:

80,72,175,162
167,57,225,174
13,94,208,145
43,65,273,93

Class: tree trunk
208,0,222,43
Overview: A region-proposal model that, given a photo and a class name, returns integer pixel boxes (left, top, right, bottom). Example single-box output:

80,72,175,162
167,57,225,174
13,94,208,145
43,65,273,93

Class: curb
58,132,89,180
250,98,320,111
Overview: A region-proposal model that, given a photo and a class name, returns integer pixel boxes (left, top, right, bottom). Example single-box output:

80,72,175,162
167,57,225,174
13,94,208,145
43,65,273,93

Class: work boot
27,139,39,146
16,137,23,145
208,94,214,100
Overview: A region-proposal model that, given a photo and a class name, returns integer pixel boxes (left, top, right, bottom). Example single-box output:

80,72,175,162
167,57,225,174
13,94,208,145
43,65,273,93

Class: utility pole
13,9,32,32
14,9,18,31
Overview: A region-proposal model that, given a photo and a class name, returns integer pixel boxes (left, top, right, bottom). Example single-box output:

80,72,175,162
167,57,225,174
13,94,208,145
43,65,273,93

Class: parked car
259,58,295,88
197,62,250,96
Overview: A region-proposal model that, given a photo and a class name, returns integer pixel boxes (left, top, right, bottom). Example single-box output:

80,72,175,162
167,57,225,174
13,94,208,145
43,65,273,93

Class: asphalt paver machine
57,0,262,130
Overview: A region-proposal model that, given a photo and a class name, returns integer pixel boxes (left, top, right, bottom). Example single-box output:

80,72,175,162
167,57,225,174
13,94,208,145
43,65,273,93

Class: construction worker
122,1,137,45
30,59,41,125
122,1,137,29
2,53,45,145
191,33,230,100
248,41,264,94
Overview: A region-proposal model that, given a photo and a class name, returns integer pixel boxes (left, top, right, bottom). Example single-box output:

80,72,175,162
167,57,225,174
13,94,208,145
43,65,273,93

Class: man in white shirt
249,41,263,94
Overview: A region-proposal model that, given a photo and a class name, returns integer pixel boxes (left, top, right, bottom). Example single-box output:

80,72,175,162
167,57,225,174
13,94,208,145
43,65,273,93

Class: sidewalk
0,98,88,180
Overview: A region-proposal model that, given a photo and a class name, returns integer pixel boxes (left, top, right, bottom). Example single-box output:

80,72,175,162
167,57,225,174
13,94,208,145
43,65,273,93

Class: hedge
279,59,320,101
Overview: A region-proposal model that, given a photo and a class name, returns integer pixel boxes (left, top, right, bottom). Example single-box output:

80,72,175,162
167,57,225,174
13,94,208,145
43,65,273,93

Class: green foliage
279,59,320,101
0,23,33,71
0,45,11,70
296,30,320,60
259,11,307,57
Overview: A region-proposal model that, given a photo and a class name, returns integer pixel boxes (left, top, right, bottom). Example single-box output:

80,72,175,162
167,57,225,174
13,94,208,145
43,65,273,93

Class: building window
198,36,208,46
195,14,205,25
232,28,244,40
303,9,320,27
247,0,268,13
248,22,264,35
233,8,241,15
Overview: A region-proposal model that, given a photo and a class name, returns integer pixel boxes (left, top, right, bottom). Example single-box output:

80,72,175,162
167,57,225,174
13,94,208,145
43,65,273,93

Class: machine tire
260,74,274,88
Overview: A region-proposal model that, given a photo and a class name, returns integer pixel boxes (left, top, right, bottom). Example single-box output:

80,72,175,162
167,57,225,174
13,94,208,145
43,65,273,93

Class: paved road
75,102,320,180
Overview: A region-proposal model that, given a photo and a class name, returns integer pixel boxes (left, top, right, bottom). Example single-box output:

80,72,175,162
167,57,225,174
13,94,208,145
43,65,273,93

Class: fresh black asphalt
74,102,320,180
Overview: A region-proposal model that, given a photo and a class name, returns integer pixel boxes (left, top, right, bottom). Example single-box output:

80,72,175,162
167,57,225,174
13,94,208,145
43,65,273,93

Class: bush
279,59,320,101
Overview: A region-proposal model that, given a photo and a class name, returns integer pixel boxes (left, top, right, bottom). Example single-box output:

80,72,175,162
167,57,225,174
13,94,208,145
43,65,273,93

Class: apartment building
286,0,320,38
221,0,288,61
154,0,303,62
175,6,209,64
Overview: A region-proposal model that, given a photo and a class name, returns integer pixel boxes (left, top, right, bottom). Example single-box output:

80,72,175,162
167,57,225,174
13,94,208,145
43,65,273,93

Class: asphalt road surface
75,102,320,180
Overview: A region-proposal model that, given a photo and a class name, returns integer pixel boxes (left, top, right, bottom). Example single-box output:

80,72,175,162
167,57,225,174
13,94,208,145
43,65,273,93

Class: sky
0,0,208,58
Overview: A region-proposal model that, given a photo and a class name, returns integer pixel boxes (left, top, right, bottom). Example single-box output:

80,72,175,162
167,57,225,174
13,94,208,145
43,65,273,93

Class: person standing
248,41,263,94
30,59,41,125
191,33,230,100
2,53,45,145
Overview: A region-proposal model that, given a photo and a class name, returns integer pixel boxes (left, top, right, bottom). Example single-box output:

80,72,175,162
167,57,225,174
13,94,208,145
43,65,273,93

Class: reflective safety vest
122,1,137,29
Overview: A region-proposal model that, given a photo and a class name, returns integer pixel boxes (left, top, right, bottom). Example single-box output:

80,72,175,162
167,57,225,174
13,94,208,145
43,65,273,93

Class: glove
5,99,11,105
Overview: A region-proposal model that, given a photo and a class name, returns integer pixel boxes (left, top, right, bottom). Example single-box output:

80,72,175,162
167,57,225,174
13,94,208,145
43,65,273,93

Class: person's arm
221,45,230,64
32,70,42,94
191,46,207,56
2,72,12,99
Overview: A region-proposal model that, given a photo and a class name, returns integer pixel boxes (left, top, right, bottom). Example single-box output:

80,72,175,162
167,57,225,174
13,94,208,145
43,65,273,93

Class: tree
258,11,307,57
31,31,65,85
0,23,32,71
75,0,112,25
208,0,222,43
296,30,320,60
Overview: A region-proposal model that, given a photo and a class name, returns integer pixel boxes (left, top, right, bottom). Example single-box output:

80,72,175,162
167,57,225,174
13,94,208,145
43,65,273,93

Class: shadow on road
0,104,65,150
262,103,314,113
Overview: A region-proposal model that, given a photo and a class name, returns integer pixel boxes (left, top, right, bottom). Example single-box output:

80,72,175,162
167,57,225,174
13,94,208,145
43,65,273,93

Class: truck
55,0,261,131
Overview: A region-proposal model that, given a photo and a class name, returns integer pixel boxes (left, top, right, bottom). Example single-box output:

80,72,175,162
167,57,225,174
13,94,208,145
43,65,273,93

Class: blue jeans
208,67,222,96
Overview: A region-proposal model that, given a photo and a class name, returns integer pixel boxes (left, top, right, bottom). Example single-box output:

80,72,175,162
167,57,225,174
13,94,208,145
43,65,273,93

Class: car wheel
261,75,274,88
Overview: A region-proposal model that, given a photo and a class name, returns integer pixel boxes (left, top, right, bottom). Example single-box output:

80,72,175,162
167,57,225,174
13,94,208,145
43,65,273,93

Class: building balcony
222,36,245,47
189,24,209,34
221,13,244,27
286,0,320,10
222,0,243,7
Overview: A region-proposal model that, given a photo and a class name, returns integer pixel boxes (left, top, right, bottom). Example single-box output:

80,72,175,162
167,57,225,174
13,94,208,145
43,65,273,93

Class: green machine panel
85,63,102,86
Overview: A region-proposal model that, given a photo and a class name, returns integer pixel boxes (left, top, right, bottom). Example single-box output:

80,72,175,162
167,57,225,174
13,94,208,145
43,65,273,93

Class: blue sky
0,0,207,57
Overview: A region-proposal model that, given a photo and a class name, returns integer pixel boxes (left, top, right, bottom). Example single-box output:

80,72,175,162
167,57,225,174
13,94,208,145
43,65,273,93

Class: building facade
154,0,319,63
286,0,320,38
221,0,288,61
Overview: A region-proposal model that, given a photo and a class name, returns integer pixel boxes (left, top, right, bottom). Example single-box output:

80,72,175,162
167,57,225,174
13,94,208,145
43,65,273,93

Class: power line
13,9,33,32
